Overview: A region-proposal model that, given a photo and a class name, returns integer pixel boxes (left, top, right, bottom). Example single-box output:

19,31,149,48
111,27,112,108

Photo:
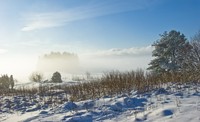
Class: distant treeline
37,52,79,73
42,52,78,59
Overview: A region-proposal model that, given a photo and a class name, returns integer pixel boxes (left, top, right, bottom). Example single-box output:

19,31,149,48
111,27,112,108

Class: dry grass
0,69,200,103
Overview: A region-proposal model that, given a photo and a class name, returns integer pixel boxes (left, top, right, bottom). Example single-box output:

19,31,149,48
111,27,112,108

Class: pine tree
10,75,14,89
0,75,10,89
51,71,62,83
148,30,192,73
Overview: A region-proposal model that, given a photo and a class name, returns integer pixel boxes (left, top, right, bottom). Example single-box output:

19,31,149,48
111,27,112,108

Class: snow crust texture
0,83,200,122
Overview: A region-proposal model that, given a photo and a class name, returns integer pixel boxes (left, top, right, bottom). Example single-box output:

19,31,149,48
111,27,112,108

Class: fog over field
0,46,153,82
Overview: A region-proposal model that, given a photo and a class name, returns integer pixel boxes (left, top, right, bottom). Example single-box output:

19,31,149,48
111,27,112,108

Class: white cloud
22,20,60,31
82,45,153,57
79,46,153,72
21,0,159,31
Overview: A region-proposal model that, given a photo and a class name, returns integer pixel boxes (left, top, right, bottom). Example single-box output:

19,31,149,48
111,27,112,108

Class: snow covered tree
148,30,192,73
188,30,200,71
51,71,62,83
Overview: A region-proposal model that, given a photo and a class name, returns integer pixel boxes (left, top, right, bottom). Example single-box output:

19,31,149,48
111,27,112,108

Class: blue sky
0,0,200,52
0,0,200,81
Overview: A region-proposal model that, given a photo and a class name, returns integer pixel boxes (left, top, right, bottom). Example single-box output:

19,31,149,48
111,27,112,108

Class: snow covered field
0,83,200,122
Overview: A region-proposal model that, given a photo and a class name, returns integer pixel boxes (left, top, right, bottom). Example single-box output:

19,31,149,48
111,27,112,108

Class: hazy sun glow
0,55,37,82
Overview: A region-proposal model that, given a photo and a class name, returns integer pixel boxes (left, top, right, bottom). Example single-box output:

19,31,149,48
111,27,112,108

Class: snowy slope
0,84,200,122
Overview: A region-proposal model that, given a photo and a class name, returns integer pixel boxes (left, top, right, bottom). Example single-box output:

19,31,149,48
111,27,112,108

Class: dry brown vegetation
66,69,200,101
0,69,200,104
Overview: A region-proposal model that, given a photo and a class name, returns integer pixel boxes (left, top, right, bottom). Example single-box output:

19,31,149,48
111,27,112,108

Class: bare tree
189,30,200,70
29,72,44,83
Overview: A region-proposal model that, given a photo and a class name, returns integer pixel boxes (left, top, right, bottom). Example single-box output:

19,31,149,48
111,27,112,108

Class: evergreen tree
51,71,62,83
148,30,192,73
0,75,10,89
10,75,14,89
